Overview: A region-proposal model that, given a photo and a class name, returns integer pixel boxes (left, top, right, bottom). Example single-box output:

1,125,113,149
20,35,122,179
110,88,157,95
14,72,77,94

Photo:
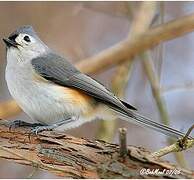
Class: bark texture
0,122,193,178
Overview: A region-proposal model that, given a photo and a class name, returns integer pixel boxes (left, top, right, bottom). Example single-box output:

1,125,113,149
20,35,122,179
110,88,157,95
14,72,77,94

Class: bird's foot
30,124,57,135
9,120,44,131
9,120,32,130
29,118,72,135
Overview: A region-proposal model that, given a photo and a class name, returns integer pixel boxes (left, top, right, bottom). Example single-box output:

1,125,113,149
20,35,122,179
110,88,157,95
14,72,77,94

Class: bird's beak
3,38,18,48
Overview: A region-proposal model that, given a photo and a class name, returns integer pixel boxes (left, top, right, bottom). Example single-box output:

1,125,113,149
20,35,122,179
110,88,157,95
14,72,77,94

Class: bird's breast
5,63,95,124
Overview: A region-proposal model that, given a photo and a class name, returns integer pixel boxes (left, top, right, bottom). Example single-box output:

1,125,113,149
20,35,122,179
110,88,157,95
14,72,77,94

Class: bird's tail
117,110,191,139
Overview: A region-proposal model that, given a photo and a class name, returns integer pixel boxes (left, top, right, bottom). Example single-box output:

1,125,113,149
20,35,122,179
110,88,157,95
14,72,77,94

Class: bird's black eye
24,35,31,42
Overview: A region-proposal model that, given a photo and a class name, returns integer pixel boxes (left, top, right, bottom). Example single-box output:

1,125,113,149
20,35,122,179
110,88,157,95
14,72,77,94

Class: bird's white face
15,33,36,47
5,33,48,64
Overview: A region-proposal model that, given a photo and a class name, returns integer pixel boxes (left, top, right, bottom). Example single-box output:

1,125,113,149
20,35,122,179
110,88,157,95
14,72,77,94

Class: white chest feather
5,60,93,125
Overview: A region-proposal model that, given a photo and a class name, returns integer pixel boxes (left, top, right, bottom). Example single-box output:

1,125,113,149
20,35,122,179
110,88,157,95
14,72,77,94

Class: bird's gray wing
31,53,137,112
31,53,189,139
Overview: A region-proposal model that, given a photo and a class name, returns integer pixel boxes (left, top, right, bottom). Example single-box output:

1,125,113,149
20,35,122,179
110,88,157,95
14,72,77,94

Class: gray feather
31,52,136,112
8,25,41,42
31,52,189,139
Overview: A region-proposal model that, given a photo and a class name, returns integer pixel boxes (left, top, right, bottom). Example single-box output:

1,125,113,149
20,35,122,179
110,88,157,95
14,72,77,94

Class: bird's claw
30,125,55,135
9,120,44,131
9,120,30,131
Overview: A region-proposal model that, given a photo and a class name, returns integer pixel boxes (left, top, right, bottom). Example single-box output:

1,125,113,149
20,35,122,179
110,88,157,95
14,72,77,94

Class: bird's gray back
31,52,136,116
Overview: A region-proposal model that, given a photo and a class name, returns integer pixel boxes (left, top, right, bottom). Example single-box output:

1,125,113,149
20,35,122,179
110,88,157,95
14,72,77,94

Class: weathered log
0,121,193,178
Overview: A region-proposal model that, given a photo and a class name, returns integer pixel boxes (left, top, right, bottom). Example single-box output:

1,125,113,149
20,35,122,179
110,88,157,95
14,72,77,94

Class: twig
179,124,194,148
140,51,188,168
141,52,170,126
119,128,127,158
96,1,156,142
150,125,194,158
150,142,183,158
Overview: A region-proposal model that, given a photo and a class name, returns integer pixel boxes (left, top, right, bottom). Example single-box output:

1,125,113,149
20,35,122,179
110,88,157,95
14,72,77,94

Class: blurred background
0,1,194,178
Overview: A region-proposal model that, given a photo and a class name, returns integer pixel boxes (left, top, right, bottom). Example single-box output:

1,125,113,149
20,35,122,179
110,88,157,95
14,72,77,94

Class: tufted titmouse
2,25,188,138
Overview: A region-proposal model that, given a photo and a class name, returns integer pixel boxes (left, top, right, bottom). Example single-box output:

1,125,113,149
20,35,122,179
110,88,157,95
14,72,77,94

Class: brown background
0,2,194,178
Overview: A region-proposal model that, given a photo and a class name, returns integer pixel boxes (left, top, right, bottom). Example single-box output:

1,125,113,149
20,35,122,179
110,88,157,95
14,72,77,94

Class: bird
2,25,189,139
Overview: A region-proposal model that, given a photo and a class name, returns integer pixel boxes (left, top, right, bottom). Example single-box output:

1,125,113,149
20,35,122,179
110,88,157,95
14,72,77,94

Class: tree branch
96,1,156,142
150,139,194,159
77,13,194,74
150,138,194,157
0,122,193,178
150,124,194,159
140,51,188,168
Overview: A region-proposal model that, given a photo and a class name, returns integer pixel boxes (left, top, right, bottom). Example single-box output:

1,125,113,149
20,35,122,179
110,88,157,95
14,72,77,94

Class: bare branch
150,125,194,159
0,122,193,178
141,51,188,168
150,138,194,159
77,13,194,74
96,1,157,142
119,128,127,158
